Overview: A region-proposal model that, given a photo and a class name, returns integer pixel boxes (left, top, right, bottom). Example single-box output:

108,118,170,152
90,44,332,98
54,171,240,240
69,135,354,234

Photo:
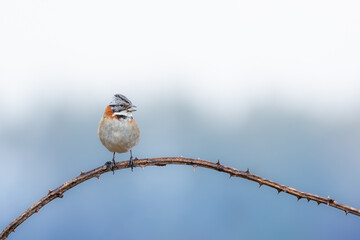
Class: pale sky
1,0,359,122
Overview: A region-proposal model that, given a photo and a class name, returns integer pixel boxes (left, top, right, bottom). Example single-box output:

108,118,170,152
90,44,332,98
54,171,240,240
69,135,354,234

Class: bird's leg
112,152,116,165
129,150,134,171
111,152,116,174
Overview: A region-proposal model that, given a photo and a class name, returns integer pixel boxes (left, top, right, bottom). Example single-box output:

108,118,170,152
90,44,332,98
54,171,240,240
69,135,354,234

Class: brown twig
1,157,359,239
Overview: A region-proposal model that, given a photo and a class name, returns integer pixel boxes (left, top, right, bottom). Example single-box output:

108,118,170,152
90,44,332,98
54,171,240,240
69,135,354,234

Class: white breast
98,117,140,154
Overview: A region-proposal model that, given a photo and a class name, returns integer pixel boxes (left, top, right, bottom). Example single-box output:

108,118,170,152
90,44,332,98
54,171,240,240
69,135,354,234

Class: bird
98,94,140,172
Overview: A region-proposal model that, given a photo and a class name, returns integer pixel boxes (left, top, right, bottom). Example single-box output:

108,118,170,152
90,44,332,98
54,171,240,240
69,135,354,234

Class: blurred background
1,0,360,239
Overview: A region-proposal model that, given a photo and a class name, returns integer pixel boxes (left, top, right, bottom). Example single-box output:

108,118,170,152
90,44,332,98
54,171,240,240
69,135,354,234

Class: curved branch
1,157,359,239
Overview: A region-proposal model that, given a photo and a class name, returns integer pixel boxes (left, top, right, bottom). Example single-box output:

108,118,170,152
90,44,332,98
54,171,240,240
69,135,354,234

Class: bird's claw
128,157,135,171
104,161,116,174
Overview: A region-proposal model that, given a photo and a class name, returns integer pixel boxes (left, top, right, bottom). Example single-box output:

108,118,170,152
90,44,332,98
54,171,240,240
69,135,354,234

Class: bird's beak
127,104,136,112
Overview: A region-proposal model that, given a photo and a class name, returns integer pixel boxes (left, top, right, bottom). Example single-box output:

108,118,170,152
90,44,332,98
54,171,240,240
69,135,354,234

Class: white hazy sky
0,0,360,121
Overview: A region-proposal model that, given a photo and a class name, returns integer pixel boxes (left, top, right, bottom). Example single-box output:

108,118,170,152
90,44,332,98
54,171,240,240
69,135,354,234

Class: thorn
258,183,263,188
297,196,302,201
35,209,39,213
216,160,220,165
193,165,197,172
345,210,349,215
141,166,145,171
180,155,183,158
307,198,310,202
245,168,250,174
95,174,100,179
229,174,233,179
57,193,63,198
277,189,282,195
48,189,52,194
80,171,85,176
317,201,321,206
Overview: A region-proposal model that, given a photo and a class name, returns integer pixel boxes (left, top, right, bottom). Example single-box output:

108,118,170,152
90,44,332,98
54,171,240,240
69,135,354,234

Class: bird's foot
128,157,136,171
105,161,116,174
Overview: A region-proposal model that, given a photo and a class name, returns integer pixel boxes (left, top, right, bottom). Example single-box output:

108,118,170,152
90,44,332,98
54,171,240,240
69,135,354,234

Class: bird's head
109,93,136,118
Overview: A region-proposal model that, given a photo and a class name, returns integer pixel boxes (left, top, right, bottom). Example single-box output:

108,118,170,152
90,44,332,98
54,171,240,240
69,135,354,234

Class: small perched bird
98,94,140,172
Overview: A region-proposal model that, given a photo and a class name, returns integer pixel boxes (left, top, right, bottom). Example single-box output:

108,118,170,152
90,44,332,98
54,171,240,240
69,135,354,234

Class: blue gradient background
1,1,360,239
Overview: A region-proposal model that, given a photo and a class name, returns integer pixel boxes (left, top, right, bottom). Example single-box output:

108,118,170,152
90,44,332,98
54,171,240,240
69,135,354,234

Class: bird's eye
120,103,125,107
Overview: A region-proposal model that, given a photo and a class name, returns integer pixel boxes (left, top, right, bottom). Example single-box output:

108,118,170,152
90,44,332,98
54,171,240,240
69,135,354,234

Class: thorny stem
1,157,359,239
